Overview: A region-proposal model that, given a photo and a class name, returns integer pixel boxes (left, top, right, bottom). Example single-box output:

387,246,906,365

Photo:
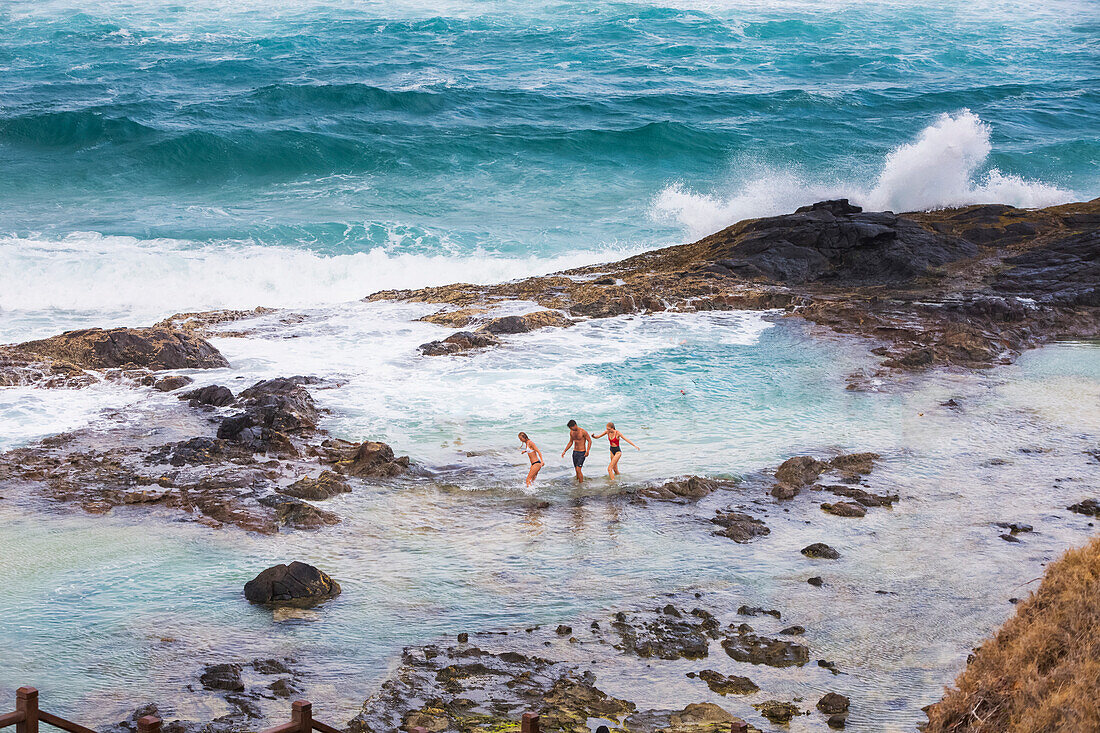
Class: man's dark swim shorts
572,450,586,467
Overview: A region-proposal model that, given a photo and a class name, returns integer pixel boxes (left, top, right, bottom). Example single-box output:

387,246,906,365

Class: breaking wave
651,111,1075,238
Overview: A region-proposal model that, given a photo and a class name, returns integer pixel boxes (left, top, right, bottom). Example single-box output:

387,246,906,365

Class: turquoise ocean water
2,2,1100,730
0,0,1097,335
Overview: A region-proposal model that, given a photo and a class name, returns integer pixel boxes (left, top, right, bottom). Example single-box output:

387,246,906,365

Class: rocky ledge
370,199,1099,379
0,376,410,532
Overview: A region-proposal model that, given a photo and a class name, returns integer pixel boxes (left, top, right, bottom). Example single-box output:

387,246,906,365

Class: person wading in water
593,422,639,479
561,419,592,481
518,432,543,487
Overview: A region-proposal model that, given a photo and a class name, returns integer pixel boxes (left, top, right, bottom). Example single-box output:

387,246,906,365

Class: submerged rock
711,510,770,543
822,501,867,518
153,375,194,392
721,631,809,667
199,663,244,692
775,456,829,487
695,669,759,695
612,607,721,660
1068,499,1100,517
259,495,340,529
642,475,730,502
753,700,802,724
243,561,341,607
479,310,573,334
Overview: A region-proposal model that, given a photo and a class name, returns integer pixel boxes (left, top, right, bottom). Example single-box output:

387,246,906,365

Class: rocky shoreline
2,199,1099,732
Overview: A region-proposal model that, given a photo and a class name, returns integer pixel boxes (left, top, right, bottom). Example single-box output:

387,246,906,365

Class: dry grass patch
925,535,1100,732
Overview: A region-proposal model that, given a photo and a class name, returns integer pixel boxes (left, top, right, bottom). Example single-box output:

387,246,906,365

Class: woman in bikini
593,422,639,479
519,432,544,487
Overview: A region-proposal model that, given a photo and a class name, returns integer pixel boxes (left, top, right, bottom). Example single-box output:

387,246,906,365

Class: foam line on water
651,111,1075,238
0,234,646,324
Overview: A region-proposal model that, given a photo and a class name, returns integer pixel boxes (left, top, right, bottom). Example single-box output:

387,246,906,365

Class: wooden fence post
291,701,312,733
521,712,539,733
15,688,38,733
731,721,749,733
136,715,161,733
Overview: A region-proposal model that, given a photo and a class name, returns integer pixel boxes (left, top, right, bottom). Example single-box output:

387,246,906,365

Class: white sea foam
0,233,644,330
651,111,1074,238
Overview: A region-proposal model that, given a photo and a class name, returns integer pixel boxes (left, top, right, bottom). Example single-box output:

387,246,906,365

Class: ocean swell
651,111,1075,238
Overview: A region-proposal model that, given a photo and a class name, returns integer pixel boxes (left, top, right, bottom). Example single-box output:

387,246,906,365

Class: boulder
179,384,235,407
14,326,228,371
153,375,193,392
281,471,351,501
330,440,411,478
817,693,850,715
775,456,828,488
801,542,841,559
243,561,341,607
199,663,244,692
418,331,500,356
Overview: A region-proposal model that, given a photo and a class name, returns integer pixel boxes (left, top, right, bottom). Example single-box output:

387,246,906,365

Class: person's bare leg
611,452,622,476
575,466,584,482
526,464,540,486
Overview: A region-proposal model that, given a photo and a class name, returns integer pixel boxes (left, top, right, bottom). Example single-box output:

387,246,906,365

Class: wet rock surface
243,561,341,607
641,475,734,502
369,200,1100,374
1068,498,1100,517
721,631,810,668
801,543,841,560
710,510,770,543
693,669,759,695
0,375,409,531
611,605,721,660
418,330,501,356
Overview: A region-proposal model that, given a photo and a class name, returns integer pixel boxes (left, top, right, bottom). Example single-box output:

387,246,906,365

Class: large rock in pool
244,561,341,607
14,326,228,370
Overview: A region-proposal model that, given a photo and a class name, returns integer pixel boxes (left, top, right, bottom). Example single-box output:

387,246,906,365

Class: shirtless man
561,419,592,481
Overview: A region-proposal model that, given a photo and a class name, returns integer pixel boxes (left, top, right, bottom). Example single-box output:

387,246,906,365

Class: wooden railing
1,688,751,733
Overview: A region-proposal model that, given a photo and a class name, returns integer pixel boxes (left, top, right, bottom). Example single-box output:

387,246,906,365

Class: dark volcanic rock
775,456,829,488
696,669,759,695
418,331,501,356
801,543,841,559
711,510,770,543
199,663,244,692
313,439,411,478
823,484,898,507
153,375,193,392
817,692,850,714
709,200,977,285
642,475,730,501
243,561,341,607
721,631,809,667
738,605,781,619
281,470,351,500
1068,499,1100,517
612,607,720,660
15,326,229,371
992,230,1100,306
753,700,802,724
147,437,254,467
822,501,867,518
179,384,235,407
